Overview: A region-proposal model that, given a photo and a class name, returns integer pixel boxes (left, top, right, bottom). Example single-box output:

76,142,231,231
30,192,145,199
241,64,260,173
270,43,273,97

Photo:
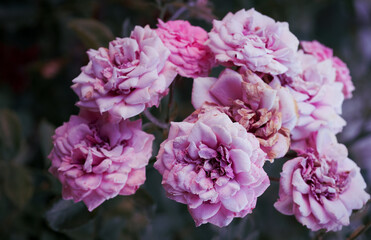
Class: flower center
113,50,140,68
71,123,125,171
201,145,234,180
302,154,350,203
183,143,234,181
85,125,111,149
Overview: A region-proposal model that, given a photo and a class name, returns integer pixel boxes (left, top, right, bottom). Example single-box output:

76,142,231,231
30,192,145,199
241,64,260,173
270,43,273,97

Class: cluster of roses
49,8,369,232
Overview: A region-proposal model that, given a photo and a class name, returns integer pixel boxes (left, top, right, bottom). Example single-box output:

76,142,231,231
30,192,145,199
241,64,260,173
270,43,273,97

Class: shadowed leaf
69,19,114,49
46,199,96,232
0,109,22,161
39,120,55,165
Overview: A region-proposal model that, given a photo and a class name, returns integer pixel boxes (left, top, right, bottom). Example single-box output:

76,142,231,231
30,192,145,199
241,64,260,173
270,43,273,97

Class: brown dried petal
278,127,291,139
251,109,271,129
263,127,291,160
255,112,282,137
258,133,279,148
241,82,263,110
185,102,228,123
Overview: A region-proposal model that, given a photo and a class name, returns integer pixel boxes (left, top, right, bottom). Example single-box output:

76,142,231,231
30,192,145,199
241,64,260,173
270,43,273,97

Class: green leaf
45,199,96,232
63,219,96,240
133,188,154,209
2,163,34,209
0,109,22,161
38,120,55,165
69,19,114,49
98,217,125,240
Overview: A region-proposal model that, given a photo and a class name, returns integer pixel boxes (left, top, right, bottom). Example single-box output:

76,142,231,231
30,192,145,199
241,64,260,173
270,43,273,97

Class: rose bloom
72,25,177,120
154,107,269,227
48,112,154,211
301,40,354,99
275,50,346,144
192,68,298,160
207,8,300,75
274,129,369,231
156,20,215,78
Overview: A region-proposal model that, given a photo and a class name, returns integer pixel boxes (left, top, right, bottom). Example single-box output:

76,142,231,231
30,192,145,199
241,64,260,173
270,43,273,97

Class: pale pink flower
192,68,298,160
332,57,354,99
207,8,300,75
156,20,215,78
300,41,333,61
276,50,346,143
72,25,177,120
301,40,354,99
274,129,369,231
48,112,154,211
154,107,269,227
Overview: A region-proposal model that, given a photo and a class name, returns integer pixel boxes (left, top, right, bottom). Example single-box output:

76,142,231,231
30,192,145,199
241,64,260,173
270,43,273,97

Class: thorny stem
313,230,326,240
143,109,169,129
166,75,180,123
169,6,187,20
159,4,168,20
142,122,156,131
347,221,371,240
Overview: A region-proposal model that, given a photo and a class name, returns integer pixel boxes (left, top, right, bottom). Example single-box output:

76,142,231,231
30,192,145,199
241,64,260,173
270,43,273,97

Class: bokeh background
0,0,370,239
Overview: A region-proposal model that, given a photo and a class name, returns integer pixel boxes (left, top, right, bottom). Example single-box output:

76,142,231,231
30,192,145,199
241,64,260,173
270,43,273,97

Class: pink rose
48,112,154,211
332,57,354,99
156,20,215,78
276,51,346,142
274,129,370,231
192,68,298,160
72,25,177,120
300,40,333,61
301,40,354,99
207,8,300,75
154,107,269,227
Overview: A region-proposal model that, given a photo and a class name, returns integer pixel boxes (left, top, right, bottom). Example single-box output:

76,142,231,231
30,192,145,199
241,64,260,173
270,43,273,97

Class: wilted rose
192,68,298,160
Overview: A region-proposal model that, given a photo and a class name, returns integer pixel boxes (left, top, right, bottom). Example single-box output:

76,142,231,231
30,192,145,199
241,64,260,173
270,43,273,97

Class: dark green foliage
68,19,114,49
0,110,22,162
46,200,97,232
0,0,370,239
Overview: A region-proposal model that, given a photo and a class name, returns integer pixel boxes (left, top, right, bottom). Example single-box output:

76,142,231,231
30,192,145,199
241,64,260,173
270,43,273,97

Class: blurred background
0,0,370,239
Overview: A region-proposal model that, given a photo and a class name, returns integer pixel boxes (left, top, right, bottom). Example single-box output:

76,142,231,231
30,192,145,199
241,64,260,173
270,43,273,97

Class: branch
143,109,169,129
166,75,179,123
269,176,280,182
169,6,187,21
347,221,371,240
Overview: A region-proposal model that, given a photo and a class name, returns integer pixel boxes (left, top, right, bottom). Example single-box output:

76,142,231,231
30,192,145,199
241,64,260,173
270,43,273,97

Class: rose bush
44,6,369,235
